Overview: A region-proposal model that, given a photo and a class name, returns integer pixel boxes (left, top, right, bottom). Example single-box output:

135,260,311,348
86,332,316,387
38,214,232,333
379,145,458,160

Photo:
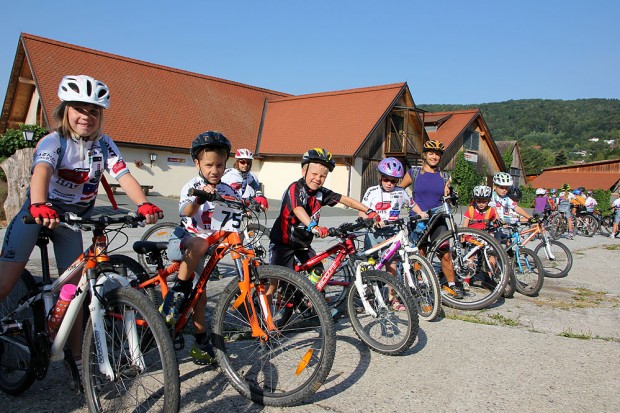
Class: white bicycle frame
1,246,141,381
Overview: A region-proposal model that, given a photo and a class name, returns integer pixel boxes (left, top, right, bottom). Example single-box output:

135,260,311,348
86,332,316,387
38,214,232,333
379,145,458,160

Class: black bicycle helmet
190,131,232,160
301,148,336,172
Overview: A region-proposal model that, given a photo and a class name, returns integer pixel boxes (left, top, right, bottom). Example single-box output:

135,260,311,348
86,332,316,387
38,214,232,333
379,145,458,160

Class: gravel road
1,196,619,412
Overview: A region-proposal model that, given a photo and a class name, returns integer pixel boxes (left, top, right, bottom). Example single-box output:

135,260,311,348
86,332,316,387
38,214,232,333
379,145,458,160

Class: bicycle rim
405,254,441,321
429,228,510,310
137,222,178,274
82,287,180,413
514,248,545,296
0,270,37,395
212,266,336,407
533,240,573,278
109,254,162,308
347,270,418,355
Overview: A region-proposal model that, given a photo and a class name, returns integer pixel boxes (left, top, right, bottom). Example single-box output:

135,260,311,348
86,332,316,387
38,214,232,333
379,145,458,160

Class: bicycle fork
354,263,386,317
86,267,145,380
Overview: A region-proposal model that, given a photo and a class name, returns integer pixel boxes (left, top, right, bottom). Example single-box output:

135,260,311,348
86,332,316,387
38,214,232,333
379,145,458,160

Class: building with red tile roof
422,109,507,185
529,158,620,191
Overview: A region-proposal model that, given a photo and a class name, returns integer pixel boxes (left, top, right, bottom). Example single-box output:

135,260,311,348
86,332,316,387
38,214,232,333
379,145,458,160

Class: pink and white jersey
178,176,241,238
221,168,261,199
490,192,520,224
33,132,129,207
361,185,414,221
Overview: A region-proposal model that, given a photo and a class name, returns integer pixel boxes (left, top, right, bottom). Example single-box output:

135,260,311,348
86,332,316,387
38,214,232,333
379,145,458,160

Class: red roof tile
258,83,405,156
529,172,620,191
423,110,479,148
22,33,290,151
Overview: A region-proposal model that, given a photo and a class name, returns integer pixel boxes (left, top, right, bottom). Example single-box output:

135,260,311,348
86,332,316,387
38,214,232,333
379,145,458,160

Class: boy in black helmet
160,130,239,365
269,148,379,274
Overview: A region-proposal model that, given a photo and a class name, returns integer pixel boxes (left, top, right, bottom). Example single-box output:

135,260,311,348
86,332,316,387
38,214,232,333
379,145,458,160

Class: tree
450,152,484,205
502,148,513,168
0,124,48,180
554,150,567,166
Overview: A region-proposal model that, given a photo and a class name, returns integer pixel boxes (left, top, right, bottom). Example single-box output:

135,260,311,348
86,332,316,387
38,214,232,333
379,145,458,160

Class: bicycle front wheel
404,253,441,321
137,222,178,274
514,248,545,296
242,223,271,262
0,270,38,395
212,265,336,407
82,287,180,413
109,254,162,308
347,269,418,355
600,215,613,235
428,228,510,311
577,214,598,237
533,239,573,278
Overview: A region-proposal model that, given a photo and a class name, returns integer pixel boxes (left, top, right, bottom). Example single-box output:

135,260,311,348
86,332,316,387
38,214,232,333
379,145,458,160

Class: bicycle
522,213,573,278
416,193,511,310
0,212,180,413
362,218,441,321
291,218,419,355
132,189,336,407
549,208,598,238
593,209,614,235
495,222,545,296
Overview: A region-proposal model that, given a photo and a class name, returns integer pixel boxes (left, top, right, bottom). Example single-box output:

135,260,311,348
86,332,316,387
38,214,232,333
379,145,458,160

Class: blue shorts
614,210,620,225
364,226,398,257
166,226,206,274
0,205,83,272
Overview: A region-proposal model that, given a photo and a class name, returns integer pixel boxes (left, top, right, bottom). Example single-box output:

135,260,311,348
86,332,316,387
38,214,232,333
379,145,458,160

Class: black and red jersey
270,178,341,249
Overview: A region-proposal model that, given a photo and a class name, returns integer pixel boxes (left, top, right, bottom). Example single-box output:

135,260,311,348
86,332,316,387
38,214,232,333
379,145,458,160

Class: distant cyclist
557,183,575,239
221,148,268,210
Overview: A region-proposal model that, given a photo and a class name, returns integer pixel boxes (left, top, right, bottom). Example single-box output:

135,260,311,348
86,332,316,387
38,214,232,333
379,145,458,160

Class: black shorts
269,242,323,272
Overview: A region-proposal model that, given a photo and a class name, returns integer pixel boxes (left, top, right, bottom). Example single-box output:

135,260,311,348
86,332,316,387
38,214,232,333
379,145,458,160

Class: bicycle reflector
296,348,314,375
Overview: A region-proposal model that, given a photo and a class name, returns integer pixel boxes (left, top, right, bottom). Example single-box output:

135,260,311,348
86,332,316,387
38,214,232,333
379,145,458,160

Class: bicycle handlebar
328,217,375,237
23,211,145,230
188,188,261,212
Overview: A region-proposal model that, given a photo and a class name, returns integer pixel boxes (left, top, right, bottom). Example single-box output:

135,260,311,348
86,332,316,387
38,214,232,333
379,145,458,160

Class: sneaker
442,284,464,299
159,291,184,325
566,233,574,240
610,234,617,239
190,341,217,366
389,299,406,311
212,265,223,279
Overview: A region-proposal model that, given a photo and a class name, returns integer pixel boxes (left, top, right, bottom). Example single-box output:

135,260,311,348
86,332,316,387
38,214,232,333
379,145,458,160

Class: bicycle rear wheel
428,228,510,311
403,254,441,321
347,269,418,355
82,287,180,413
212,265,336,407
0,270,38,395
600,215,613,235
533,239,573,278
137,222,178,274
514,248,545,296
577,214,598,237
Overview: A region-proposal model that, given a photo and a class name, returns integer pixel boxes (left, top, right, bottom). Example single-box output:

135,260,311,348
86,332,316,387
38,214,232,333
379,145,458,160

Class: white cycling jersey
178,176,240,238
33,132,129,208
361,185,414,221
221,168,261,198
490,192,520,224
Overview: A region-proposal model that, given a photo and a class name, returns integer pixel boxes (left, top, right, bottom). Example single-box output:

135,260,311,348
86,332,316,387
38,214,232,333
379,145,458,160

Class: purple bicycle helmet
377,157,404,179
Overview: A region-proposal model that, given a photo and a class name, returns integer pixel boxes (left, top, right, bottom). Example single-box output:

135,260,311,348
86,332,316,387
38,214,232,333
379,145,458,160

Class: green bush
450,152,485,205
0,124,48,158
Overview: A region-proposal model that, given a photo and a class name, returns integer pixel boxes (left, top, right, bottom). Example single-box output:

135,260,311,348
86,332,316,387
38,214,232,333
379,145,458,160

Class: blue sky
1,0,618,104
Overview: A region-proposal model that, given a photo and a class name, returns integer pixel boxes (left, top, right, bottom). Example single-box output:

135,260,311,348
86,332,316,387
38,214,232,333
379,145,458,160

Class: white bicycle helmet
235,148,254,160
472,185,492,199
57,75,110,109
535,188,546,195
493,172,513,187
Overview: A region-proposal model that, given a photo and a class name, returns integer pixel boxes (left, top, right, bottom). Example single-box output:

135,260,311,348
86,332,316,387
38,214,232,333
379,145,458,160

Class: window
463,130,480,151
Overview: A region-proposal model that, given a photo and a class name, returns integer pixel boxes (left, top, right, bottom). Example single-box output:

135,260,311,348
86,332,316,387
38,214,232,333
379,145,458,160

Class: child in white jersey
360,157,414,310
490,172,531,225
0,75,163,390
160,131,240,365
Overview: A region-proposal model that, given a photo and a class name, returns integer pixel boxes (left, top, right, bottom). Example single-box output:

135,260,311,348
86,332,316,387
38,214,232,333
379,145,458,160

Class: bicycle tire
578,214,597,237
137,222,178,274
109,254,162,308
548,214,566,240
82,286,180,413
347,269,418,355
513,248,545,296
533,239,573,278
403,253,441,321
212,265,336,407
0,270,38,395
501,254,517,299
428,228,510,311
600,215,613,235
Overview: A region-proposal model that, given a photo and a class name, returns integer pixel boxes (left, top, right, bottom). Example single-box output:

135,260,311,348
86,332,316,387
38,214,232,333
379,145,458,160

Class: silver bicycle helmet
57,75,110,109
493,172,513,186
472,185,492,199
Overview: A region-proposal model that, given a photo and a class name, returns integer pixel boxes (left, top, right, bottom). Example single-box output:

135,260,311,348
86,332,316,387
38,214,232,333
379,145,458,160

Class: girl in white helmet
0,75,164,387
221,148,268,210
490,172,531,224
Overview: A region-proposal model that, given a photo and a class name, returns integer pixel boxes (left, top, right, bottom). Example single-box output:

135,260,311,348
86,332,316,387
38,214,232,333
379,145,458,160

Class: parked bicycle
548,208,598,238
525,212,573,278
292,217,419,355
0,212,180,413
131,189,336,407
416,193,511,310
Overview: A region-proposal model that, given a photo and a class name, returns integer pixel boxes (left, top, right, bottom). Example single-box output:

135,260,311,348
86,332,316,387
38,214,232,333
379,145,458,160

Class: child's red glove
29,203,58,220
138,202,164,218
253,196,269,210
366,209,381,222
312,226,329,238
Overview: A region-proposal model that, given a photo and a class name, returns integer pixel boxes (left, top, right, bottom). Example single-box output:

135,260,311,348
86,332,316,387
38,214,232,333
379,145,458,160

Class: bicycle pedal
173,334,185,351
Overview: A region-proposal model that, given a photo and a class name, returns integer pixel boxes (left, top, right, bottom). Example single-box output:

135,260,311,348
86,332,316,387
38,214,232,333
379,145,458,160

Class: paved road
1,195,619,412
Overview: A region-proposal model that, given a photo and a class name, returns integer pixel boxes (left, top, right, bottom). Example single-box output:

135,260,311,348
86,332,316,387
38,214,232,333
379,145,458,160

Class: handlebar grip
188,187,218,203
328,227,341,237
22,215,37,224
